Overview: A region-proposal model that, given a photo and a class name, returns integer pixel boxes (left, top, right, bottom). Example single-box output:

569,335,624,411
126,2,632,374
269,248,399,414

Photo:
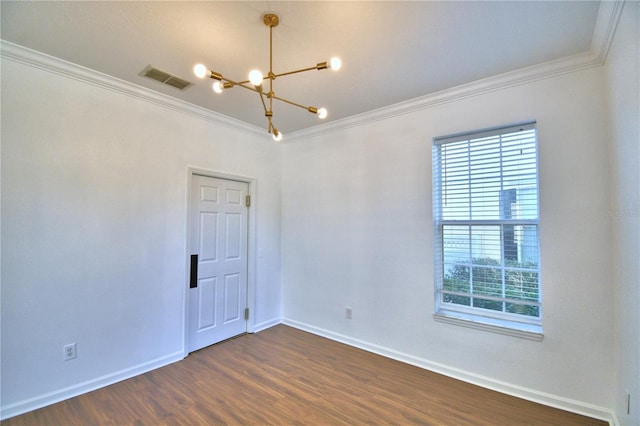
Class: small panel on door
200,185,219,202
198,277,217,330
225,213,241,260
199,212,218,261
225,188,243,205
223,273,241,323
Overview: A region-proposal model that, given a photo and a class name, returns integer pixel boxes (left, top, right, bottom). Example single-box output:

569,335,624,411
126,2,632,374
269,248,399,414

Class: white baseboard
252,317,282,333
2,321,617,425
0,351,185,421
1,319,282,421
282,318,615,425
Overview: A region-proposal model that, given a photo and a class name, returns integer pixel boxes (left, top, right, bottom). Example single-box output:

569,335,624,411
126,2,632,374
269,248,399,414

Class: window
433,122,541,338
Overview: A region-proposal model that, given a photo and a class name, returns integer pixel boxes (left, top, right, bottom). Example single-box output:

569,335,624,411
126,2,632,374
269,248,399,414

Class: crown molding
1,0,625,143
0,40,265,137
287,0,626,142
591,0,627,64
287,51,602,141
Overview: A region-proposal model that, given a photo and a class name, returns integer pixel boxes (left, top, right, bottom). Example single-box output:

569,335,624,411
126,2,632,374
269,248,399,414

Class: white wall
282,66,614,417
2,4,635,422
0,50,282,417
604,2,640,425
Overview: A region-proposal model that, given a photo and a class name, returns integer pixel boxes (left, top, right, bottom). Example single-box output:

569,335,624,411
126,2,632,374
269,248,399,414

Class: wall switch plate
345,307,352,319
63,343,77,361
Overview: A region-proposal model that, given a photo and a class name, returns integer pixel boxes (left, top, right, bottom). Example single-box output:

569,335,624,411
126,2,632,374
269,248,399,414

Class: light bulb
329,57,342,71
212,81,224,94
317,107,328,119
249,70,264,86
194,64,207,79
272,129,283,142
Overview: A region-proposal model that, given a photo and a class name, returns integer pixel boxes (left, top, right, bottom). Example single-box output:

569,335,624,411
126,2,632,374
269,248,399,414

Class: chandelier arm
273,65,326,79
257,91,269,115
271,94,314,111
211,74,266,89
232,81,268,96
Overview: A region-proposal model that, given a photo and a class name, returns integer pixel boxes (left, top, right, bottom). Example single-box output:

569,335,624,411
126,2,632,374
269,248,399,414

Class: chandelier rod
258,90,269,114
270,94,310,110
269,19,274,121
274,67,318,78
274,64,328,78
230,78,311,114
205,72,324,115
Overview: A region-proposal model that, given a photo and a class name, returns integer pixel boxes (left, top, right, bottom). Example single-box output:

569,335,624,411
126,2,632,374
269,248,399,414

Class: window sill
434,310,543,341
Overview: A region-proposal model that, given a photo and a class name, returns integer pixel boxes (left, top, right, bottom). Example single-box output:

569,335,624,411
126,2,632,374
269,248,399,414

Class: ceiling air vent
141,65,193,90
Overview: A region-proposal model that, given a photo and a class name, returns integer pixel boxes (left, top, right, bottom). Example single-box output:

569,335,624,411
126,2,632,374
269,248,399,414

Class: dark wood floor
4,325,606,425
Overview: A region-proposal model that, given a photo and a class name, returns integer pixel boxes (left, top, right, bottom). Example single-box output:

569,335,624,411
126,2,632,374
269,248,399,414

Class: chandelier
193,13,341,141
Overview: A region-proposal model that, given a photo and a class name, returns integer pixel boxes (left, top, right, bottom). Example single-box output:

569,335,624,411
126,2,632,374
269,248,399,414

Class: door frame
183,167,257,356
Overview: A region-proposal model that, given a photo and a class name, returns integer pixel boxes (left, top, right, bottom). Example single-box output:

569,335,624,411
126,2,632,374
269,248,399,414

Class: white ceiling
1,1,601,135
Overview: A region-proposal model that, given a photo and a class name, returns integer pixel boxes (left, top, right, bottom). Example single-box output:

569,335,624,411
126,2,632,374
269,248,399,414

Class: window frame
432,122,543,340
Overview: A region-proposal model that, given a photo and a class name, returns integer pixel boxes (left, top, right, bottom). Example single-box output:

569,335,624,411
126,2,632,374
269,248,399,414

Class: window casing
433,122,541,334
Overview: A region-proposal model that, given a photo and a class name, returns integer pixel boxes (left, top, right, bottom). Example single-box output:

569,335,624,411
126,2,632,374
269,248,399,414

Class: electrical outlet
63,343,77,361
345,307,352,319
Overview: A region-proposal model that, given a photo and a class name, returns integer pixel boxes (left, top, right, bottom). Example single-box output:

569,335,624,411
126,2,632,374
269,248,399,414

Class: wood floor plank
3,325,607,425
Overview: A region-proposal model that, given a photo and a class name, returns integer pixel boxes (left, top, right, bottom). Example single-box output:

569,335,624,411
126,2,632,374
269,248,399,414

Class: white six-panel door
188,175,248,352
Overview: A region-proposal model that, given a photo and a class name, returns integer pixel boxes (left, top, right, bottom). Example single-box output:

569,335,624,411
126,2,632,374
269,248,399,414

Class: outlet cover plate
63,343,77,361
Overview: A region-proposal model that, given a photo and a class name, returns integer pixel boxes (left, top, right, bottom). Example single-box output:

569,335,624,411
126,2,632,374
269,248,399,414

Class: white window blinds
433,122,540,321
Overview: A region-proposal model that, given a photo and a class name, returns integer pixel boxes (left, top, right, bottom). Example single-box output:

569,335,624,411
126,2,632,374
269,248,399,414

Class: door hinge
244,308,249,320
245,195,251,207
